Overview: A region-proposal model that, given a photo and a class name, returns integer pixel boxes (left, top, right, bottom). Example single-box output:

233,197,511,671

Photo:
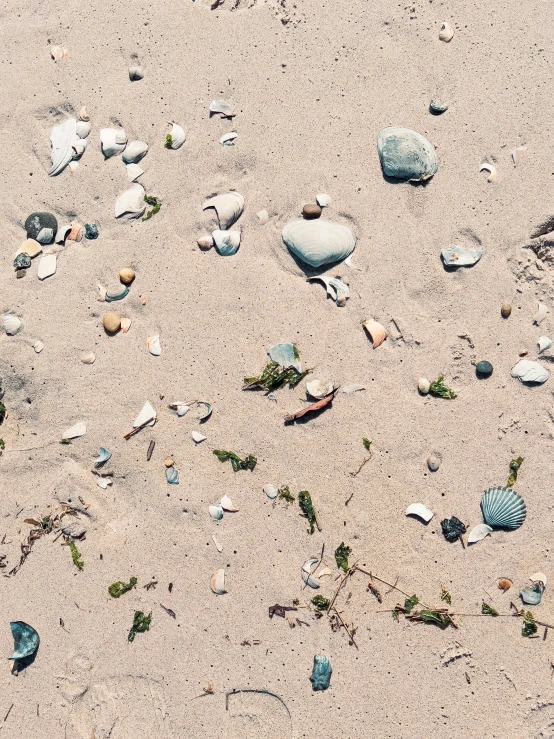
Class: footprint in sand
226,689,293,738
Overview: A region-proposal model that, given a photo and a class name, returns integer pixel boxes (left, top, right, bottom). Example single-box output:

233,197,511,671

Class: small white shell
33,340,44,353
221,495,239,512
167,122,185,149
264,484,279,499
257,209,269,224
282,219,356,269
210,569,226,594
125,163,144,182
316,193,331,207
191,431,207,443
212,534,223,553
439,22,454,41
316,566,332,578
342,384,366,393
72,138,87,157
50,45,69,61
75,120,91,139
37,254,57,280
511,359,549,385
307,276,350,306
405,503,434,523
62,422,86,440
147,335,161,356
122,141,148,164
301,558,320,589
209,504,223,520
363,319,388,348
133,400,156,428
120,317,132,334
81,351,95,364
418,377,430,394
49,118,77,176
4,314,23,335
213,229,241,256
480,162,497,182
78,106,90,122
530,572,547,586
209,99,234,118
538,336,552,354
512,145,527,166
534,303,548,325
306,379,335,399
100,128,127,158
219,131,238,146
55,224,72,244
441,245,482,267
169,402,189,417
114,183,146,219
467,523,493,544
129,65,144,81
97,477,113,489
203,192,244,230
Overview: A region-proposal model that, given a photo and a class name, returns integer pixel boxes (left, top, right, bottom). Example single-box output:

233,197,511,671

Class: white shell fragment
37,254,57,280
114,183,146,219
221,495,239,512
306,379,335,399
405,503,434,523
210,569,226,594
363,319,388,348
467,524,493,544
213,229,240,256
75,120,91,139
307,276,350,306
441,245,482,267
282,219,356,269
342,384,366,393
480,162,497,182
147,335,161,356
78,106,89,122
4,314,24,335
167,122,185,149
534,303,548,325
62,422,86,440
97,477,113,489
257,209,269,225
33,340,44,353
530,572,547,586
511,359,549,385
209,504,224,520
212,534,223,553
219,131,238,146
512,145,527,166
94,447,112,467
125,163,144,182
80,351,96,364
122,141,148,164
100,128,127,158
209,99,234,118
538,336,552,354
301,558,320,589
55,224,72,244
129,65,144,81
264,484,279,499
169,402,189,417
191,431,207,443
203,192,244,230
268,343,301,372
120,318,131,333
49,118,77,176
133,401,157,428
439,22,454,41
16,239,42,258
50,45,69,61
316,193,331,207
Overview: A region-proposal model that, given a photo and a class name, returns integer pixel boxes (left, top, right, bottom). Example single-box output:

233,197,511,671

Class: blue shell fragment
9,621,40,661
165,466,179,484
309,654,332,691
94,447,112,468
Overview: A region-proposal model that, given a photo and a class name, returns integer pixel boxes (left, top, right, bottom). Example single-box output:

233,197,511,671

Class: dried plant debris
429,376,456,399
128,610,152,642
67,538,84,570
507,456,524,487
109,577,137,598
142,195,161,221
440,516,466,543
481,602,499,617
284,389,337,424
243,360,309,393
311,595,330,611
298,491,316,534
440,586,452,605
410,609,454,629
277,485,295,503
269,604,298,618
213,449,257,471
334,542,352,572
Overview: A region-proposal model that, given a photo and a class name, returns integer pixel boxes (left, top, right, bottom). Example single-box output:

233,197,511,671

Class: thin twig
3,704,13,722
123,417,155,440
332,607,359,649
351,455,371,478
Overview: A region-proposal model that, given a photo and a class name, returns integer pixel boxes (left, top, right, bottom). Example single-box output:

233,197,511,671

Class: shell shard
37,253,57,280
210,569,226,594
147,335,161,356
221,494,239,512
9,622,39,661
167,122,185,149
301,558,320,589
194,401,212,421
33,340,44,353
264,484,278,499
439,21,454,41
213,229,241,256
212,534,223,552
480,162,497,182
267,343,301,372
534,302,548,325
441,245,482,267
209,99,234,118
55,224,72,244
203,192,244,230
105,286,129,302
480,486,526,530
520,582,544,606
362,319,388,348
257,209,269,224
114,183,146,219
219,131,238,146
75,120,91,139
467,523,493,544
511,359,549,385
4,313,24,335
50,45,69,61
16,239,42,258
530,572,547,586
282,219,356,269
81,351,96,364
129,65,144,81
209,504,224,520
307,275,350,306
316,193,331,207
122,140,148,164
62,422,86,440
405,503,434,523
538,336,552,354
125,163,144,182
133,401,156,428
165,466,179,484
100,128,127,158
169,402,189,417
97,477,113,489
306,379,335,399
377,127,438,181
191,431,207,443
94,447,112,468
49,118,77,176
342,384,366,393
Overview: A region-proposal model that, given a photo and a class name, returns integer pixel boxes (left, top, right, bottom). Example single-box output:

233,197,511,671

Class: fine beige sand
2,0,554,736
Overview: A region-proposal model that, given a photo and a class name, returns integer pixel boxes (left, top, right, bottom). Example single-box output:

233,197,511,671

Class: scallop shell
4,313,23,335
209,504,223,520
377,127,438,182
480,486,526,530
210,569,226,594
301,558,320,589
268,343,301,371
62,422,86,440
306,379,335,399
511,359,549,385
100,128,127,158
75,120,91,139
114,183,146,219
441,245,482,267
439,22,454,41
264,484,279,499
191,430,207,443
126,163,144,182
37,254,57,280
203,192,244,230
213,229,240,256
49,118,77,176
209,99,234,118
50,45,69,61
405,503,434,523
221,494,239,512
282,219,356,269
534,302,548,325
467,523,493,544
538,336,552,354
167,122,185,149
362,319,388,348
81,351,95,364
122,141,148,164
147,335,161,356
307,276,350,306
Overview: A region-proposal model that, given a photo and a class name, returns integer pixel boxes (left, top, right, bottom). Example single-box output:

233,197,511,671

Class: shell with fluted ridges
282,219,356,268
377,126,438,181
480,486,526,530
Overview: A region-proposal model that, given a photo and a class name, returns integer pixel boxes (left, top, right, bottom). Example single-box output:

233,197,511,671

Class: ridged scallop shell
480,486,526,530
282,219,356,269
100,128,127,158
49,118,77,176
377,127,438,182
167,122,185,149
122,140,148,164
4,313,23,335
213,229,240,256
203,192,244,229
114,183,146,219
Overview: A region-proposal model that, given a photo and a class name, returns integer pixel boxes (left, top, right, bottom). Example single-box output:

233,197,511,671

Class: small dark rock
84,223,99,239
476,360,493,377
302,204,322,219
13,254,31,270
429,100,449,115
24,212,57,243
440,516,466,543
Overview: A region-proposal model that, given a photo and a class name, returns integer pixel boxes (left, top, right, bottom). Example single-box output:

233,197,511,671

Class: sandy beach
2,0,554,736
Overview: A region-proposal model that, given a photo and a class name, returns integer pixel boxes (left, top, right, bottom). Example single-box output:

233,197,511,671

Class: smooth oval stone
102,312,121,333
302,203,322,219
476,360,493,377
501,303,512,318
119,267,135,284
25,212,57,243
377,127,438,181
84,223,99,239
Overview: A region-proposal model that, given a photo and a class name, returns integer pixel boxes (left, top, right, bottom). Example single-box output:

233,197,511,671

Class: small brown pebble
497,578,512,591
519,349,529,357
119,267,135,284
15,270,26,278
140,295,147,305
501,303,512,318
165,458,174,467
197,234,214,250
302,203,322,219
102,312,121,333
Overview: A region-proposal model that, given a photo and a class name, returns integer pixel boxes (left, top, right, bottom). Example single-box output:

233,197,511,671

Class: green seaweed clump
334,542,352,573
142,194,162,221
415,609,453,629
429,376,457,399
243,361,309,393
507,456,524,487
0,401,5,425
109,577,138,598
440,586,452,605
311,595,330,611
522,611,537,637
403,595,419,613
298,491,316,534
128,610,152,642
362,438,371,451
68,540,84,570
481,602,499,617
213,449,257,471
164,134,173,149
278,485,295,503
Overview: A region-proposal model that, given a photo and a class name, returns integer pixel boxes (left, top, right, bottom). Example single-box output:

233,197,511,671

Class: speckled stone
84,223,99,239
24,212,57,243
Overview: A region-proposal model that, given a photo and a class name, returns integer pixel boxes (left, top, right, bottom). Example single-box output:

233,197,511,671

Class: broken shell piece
209,504,223,520
100,128,127,158
33,340,44,353
307,276,350,306
306,379,335,399
194,401,212,421
439,22,454,41
268,343,301,372
316,567,332,578
97,477,113,489
316,193,331,207
480,162,497,182
257,209,269,225
49,118,77,176
9,622,39,661
105,286,129,302
427,455,440,472
213,229,240,256
55,224,72,244
511,359,549,385
512,145,527,166
534,303,548,325
264,484,278,499
197,234,214,250
67,222,83,241
78,106,89,122
120,317,131,333
301,558,320,589
166,466,179,484
114,183,146,219
147,335,161,356
97,282,108,301
80,351,95,364
50,45,69,61
75,120,91,139
122,141,148,164
530,572,547,586
342,384,366,393
209,99,234,118
126,163,144,181
219,131,238,146
68,161,79,172
167,122,185,149
4,313,23,336
520,582,544,606
129,65,144,81
210,569,226,594
16,239,42,258
498,578,512,591
203,192,244,230
429,100,448,114
212,534,223,552
467,523,493,544
62,422,86,440
221,495,239,512
169,402,189,417
405,503,434,523
538,336,552,354
441,245,482,267
133,400,156,428
94,447,112,468
362,319,388,348
37,254,57,280
191,431,207,443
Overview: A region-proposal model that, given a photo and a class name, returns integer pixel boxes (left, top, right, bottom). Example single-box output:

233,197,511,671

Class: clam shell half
282,219,356,269
377,126,438,182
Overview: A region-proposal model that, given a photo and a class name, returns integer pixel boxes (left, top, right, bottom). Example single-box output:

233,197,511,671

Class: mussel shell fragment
94,447,112,468
105,286,129,302
467,523,493,544
203,192,244,230
301,558,320,589
441,245,482,267
429,100,449,114
520,582,544,606
377,126,438,182
209,504,224,520
267,343,301,372
9,621,40,661
165,466,179,484
481,486,526,530
213,229,240,256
